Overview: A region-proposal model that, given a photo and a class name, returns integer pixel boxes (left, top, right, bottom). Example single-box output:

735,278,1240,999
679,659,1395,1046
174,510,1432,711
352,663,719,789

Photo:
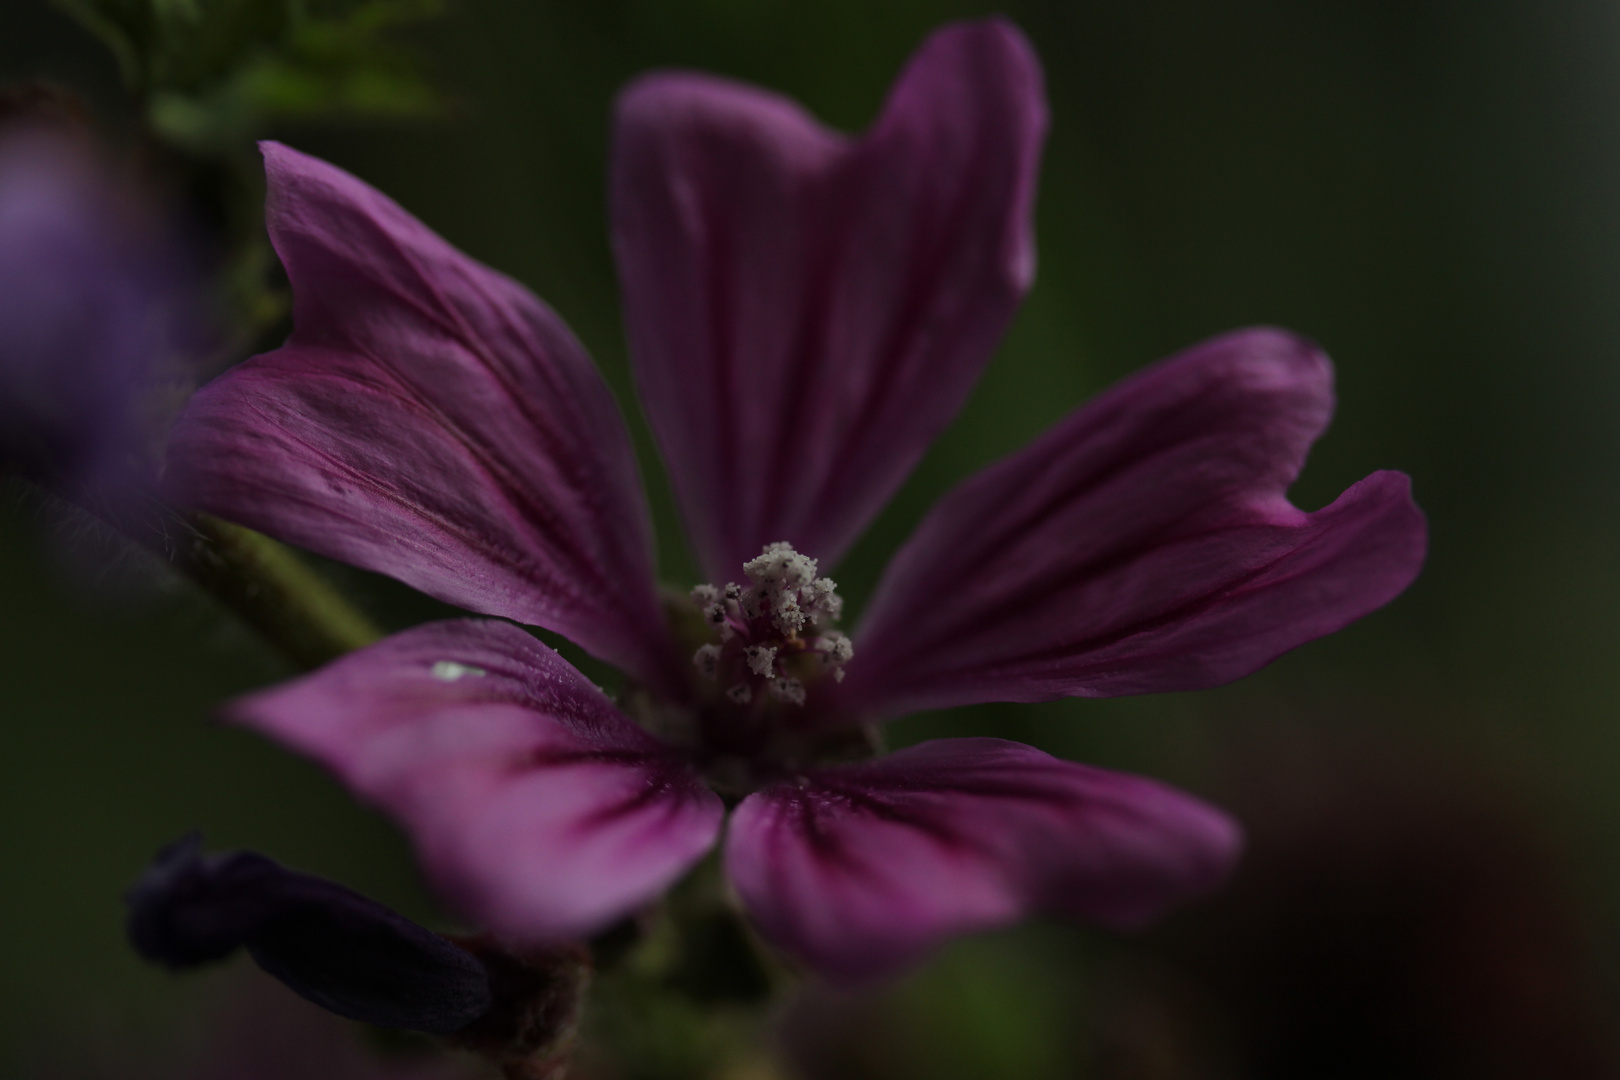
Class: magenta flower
164,19,1426,982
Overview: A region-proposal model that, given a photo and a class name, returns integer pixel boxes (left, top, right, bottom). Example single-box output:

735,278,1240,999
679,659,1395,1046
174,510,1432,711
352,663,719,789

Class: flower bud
126,833,494,1034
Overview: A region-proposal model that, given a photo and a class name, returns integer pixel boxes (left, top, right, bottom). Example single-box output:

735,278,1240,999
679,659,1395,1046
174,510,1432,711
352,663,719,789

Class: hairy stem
70,484,383,669
163,511,382,668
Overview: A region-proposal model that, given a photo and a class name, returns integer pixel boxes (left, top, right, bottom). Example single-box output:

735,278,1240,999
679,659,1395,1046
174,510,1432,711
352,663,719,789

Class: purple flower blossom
164,19,1427,982
0,126,186,493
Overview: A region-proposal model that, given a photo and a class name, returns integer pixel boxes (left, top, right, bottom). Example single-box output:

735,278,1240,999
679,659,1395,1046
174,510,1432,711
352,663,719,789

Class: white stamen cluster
744,645,778,676
688,541,854,706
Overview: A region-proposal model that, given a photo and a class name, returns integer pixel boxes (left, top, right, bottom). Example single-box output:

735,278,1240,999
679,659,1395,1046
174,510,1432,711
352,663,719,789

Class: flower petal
725,738,1240,982
166,143,676,689
230,619,724,943
612,18,1047,580
837,328,1428,719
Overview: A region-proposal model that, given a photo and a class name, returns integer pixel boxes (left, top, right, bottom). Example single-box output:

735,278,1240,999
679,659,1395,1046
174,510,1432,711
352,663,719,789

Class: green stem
70,486,382,669
165,511,383,669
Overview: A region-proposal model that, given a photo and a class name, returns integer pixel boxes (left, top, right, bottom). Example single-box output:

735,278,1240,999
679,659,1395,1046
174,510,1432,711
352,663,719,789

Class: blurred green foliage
53,0,442,149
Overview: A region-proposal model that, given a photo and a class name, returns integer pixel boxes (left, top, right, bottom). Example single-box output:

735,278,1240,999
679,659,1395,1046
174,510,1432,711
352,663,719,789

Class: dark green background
4,1,1618,1076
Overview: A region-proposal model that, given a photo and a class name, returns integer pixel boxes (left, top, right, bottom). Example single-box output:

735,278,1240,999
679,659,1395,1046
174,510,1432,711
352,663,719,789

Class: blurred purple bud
0,125,195,494
126,833,494,1034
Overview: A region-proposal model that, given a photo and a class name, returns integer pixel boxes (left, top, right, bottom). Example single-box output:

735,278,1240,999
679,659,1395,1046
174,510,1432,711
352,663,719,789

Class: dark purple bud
126,834,494,1034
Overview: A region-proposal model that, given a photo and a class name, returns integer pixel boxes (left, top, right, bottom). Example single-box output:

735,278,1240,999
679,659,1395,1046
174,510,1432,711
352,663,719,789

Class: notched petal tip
614,69,835,151
125,833,494,1034
612,16,1049,580
841,327,1419,718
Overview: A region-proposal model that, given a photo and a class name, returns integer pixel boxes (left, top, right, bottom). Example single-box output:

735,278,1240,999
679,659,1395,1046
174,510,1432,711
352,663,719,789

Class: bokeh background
4,1,1619,1077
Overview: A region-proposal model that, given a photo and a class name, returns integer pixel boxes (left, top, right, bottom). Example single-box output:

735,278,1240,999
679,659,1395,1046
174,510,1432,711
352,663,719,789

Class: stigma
689,542,853,706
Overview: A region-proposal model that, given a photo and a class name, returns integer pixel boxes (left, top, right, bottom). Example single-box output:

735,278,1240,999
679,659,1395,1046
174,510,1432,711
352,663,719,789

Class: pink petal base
230,619,724,943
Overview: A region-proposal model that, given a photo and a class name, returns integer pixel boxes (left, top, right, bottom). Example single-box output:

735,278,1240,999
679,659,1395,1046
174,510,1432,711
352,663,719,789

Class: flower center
688,541,853,709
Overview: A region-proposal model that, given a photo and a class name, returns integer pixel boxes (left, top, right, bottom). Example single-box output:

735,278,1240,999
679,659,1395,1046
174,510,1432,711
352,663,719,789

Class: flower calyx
444,934,591,1080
